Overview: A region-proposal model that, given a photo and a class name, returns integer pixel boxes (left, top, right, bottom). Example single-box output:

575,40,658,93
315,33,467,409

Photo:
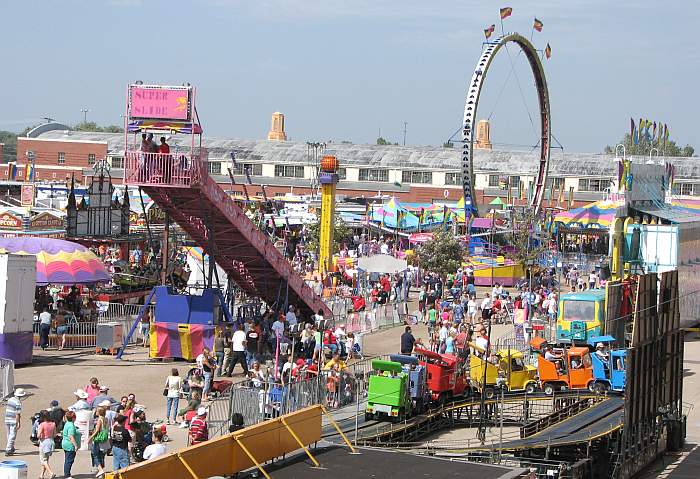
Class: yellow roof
497,349,524,358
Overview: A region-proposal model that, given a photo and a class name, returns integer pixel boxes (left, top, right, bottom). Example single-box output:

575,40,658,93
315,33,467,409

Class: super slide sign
129,85,191,121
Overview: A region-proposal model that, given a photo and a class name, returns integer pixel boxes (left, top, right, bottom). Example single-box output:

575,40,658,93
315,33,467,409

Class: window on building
274,192,286,197
58,152,65,165
52,173,57,179
88,153,96,165
545,177,565,190
208,162,222,175
578,178,609,192
111,157,123,169
507,176,520,188
336,167,347,180
274,165,305,178
445,172,462,185
232,163,263,176
488,174,499,187
672,183,699,196
401,171,433,184
359,168,389,182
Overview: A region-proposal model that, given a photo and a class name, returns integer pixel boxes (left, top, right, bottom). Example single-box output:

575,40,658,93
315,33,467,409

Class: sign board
30,212,64,230
20,184,34,207
129,85,191,121
0,212,23,230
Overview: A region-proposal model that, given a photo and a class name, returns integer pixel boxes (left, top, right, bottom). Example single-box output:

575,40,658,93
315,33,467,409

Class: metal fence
0,359,14,399
33,303,154,349
207,355,386,438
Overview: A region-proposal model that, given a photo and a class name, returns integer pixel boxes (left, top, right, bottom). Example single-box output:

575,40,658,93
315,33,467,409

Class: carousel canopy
0,238,110,285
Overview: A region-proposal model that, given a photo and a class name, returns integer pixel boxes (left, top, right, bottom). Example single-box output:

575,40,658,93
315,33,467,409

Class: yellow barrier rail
106,405,323,479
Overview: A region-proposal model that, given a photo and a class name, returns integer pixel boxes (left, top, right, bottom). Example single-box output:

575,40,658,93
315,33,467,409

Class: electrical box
0,254,37,335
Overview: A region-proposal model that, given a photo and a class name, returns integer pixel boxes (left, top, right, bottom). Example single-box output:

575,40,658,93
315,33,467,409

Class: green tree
74,121,124,133
604,133,695,157
376,137,390,145
416,231,465,279
443,141,454,148
507,209,550,276
304,215,352,256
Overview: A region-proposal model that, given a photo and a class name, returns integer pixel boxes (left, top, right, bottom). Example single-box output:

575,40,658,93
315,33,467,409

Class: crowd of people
4,376,175,479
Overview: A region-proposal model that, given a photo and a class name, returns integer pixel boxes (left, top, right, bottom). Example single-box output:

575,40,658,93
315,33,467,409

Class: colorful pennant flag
7,163,16,181
500,7,513,19
544,43,552,59
533,18,543,32
24,162,33,182
630,118,636,144
484,24,496,39
652,122,657,143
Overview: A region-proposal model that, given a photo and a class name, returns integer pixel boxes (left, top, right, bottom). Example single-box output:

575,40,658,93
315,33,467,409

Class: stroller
30,409,64,449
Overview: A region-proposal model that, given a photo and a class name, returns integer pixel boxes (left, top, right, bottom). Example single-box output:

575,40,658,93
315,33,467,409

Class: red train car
414,347,470,403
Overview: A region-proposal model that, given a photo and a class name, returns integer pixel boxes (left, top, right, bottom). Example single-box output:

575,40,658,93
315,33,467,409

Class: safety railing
324,294,409,335
33,316,148,350
123,148,207,187
207,355,387,438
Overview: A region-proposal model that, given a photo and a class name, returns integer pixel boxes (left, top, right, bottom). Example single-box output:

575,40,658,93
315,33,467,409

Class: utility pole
403,122,408,146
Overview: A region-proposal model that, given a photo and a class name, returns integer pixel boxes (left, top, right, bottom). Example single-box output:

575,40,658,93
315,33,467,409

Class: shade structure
553,200,622,228
0,237,109,285
489,197,506,206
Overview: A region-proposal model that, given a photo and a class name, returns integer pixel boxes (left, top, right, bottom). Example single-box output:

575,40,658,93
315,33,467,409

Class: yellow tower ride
318,155,339,273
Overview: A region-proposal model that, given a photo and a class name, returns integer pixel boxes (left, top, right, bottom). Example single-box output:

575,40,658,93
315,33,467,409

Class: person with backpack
110,415,131,470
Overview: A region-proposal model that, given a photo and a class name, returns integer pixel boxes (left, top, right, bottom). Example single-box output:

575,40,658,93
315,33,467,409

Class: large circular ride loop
461,33,551,216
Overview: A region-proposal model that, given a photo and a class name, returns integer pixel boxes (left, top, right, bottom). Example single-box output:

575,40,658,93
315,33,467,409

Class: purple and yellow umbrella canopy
0,238,109,285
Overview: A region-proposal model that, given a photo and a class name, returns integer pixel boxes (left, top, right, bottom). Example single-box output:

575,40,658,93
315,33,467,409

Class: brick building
6,127,700,208
6,137,107,183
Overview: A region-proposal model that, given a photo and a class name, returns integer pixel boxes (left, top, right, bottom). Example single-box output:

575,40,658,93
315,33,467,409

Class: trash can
0,460,27,479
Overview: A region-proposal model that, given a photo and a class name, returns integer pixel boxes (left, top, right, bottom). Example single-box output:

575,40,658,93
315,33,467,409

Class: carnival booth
147,286,233,361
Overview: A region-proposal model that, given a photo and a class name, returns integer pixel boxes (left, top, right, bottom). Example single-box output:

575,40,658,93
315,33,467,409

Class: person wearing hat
68,389,90,412
188,407,208,445
90,385,116,409
4,388,26,455
595,342,609,362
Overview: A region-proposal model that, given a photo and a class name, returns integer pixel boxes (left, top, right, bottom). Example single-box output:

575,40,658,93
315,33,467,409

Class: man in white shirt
480,293,493,321
380,241,389,255
467,298,477,323
272,315,285,338
285,306,297,328
38,308,52,350
333,325,347,356
225,324,249,376
142,429,167,460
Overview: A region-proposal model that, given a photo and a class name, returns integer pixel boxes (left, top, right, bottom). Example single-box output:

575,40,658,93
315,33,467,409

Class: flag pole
500,17,505,37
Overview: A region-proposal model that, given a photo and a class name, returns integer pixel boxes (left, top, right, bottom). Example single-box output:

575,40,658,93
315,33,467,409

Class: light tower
318,155,339,273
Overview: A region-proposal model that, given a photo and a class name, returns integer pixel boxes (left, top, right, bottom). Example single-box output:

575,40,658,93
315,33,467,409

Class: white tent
357,254,408,274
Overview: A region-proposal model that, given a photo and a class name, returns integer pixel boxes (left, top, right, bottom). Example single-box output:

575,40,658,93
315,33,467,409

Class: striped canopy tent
370,197,419,229
671,198,700,215
553,200,623,229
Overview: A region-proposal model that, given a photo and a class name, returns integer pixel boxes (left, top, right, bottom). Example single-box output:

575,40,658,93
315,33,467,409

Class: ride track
322,391,622,450
461,33,551,216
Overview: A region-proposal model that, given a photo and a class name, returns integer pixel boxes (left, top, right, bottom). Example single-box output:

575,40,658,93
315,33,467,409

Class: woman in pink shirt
84,377,100,404
37,411,57,479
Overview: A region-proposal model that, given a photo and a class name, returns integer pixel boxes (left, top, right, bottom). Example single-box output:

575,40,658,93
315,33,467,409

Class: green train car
365,359,413,421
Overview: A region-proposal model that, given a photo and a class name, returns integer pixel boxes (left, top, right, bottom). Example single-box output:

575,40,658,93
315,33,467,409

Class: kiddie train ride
366,347,469,421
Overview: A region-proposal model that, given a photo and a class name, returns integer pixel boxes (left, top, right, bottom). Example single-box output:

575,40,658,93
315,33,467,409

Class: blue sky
0,0,697,153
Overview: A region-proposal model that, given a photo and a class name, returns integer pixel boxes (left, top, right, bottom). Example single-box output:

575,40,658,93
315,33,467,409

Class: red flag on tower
500,7,513,19
533,18,543,32
484,24,495,40
545,43,552,59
